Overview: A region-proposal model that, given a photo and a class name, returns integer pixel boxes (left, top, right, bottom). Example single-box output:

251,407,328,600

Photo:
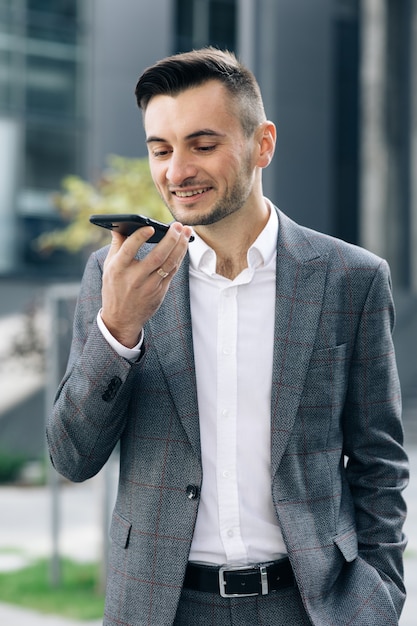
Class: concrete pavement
0,603,102,626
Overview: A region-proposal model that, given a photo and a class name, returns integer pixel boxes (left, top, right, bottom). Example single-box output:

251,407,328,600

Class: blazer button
186,485,199,500
102,376,122,401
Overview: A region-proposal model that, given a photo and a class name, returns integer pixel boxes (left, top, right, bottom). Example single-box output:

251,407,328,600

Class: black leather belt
184,557,294,597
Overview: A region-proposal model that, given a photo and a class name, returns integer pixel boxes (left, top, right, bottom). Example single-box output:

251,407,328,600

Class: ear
255,121,276,168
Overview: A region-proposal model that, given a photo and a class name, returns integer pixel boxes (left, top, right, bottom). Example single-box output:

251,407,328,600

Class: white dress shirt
187,204,286,564
98,202,287,565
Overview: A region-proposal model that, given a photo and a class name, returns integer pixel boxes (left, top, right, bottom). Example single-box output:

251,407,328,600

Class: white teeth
175,188,208,198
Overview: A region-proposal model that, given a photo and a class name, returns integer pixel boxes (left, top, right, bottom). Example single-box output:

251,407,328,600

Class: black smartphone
89,213,194,243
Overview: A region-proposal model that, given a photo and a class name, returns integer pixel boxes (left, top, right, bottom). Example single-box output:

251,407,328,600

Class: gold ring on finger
157,268,169,279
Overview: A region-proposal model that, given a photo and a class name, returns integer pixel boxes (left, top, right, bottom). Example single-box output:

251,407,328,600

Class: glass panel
28,0,77,19
175,0,236,52
26,53,77,115
24,124,78,189
27,0,78,43
210,0,236,50
175,0,194,52
0,0,13,18
0,49,10,109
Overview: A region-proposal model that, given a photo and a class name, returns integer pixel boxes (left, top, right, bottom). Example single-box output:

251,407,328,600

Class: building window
175,0,237,53
0,48,12,110
27,0,78,43
0,0,84,274
26,53,79,116
24,124,78,190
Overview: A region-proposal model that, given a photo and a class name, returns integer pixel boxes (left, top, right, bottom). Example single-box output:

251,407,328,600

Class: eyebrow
146,129,226,144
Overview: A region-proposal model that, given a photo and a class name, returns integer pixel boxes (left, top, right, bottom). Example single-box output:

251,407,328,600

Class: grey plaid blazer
47,207,408,625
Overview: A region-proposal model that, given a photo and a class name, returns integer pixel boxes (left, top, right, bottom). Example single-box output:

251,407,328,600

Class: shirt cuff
97,310,143,360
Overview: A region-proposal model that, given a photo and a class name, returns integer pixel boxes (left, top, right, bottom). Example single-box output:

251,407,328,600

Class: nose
166,150,198,185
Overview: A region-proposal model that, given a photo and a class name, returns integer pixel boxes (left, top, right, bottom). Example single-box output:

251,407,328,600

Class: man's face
143,80,259,228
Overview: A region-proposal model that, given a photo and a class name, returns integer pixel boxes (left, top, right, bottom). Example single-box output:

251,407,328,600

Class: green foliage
0,450,27,483
0,558,104,620
37,155,171,254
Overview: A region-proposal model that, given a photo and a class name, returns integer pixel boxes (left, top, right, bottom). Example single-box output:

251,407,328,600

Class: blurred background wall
0,0,416,289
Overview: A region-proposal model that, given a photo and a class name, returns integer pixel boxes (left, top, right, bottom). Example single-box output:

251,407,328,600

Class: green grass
404,547,417,559
0,449,28,483
0,557,105,620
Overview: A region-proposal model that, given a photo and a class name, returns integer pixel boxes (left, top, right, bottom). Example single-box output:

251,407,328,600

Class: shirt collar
188,199,279,276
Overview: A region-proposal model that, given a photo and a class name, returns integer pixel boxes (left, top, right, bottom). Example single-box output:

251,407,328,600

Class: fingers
104,226,155,269
101,222,192,346
147,223,193,275
113,222,192,276
106,222,192,268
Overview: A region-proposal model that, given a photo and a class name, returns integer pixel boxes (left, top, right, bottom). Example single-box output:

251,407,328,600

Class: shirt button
227,529,234,537
221,408,229,418
222,470,230,479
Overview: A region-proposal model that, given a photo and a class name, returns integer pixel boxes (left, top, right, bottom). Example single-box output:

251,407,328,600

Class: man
47,48,409,625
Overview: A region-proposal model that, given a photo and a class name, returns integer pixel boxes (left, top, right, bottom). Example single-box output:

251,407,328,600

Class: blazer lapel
271,210,329,477
147,255,201,458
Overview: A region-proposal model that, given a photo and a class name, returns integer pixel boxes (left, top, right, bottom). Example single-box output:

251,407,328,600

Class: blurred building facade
0,0,85,275
0,0,416,291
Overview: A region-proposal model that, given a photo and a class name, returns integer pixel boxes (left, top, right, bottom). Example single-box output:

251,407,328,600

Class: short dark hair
135,47,266,137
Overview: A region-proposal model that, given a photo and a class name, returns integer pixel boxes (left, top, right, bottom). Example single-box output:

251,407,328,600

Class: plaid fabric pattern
46,207,408,626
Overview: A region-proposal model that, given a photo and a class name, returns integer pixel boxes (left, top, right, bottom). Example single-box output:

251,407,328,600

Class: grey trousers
173,585,313,626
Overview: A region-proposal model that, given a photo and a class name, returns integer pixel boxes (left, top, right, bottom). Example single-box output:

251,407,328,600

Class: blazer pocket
333,525,358,562
295,343,348,450
302,343,348,402
110,511,132,549
308,343,348,371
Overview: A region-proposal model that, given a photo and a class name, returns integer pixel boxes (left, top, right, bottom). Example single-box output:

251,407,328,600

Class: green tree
37,155,171,254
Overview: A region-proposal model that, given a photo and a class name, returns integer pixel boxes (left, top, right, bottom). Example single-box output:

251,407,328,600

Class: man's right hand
101,222,193,348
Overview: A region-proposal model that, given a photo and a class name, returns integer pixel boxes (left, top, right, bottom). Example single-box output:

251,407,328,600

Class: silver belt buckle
218,564,269,598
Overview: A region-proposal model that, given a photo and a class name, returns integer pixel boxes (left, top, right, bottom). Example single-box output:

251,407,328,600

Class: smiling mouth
173,187,211,198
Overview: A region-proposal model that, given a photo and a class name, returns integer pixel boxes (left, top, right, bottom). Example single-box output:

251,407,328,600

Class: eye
196,144,216,153
152,148,172,158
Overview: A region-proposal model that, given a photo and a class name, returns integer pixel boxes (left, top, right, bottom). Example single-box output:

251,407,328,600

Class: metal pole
237,0,257,71
98,454,113,593
45,283,81,587
45,289,61,587
410,0,417,292
359,0,388,257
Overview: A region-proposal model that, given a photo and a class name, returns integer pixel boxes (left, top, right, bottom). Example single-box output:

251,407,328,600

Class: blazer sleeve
46,248,143,482
342,258,409,612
